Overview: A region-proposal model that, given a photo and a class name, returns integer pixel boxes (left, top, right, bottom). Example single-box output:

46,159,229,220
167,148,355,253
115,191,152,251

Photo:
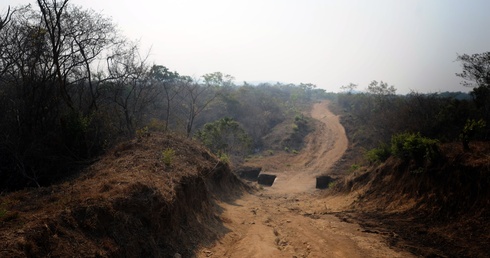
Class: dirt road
197,101,414,258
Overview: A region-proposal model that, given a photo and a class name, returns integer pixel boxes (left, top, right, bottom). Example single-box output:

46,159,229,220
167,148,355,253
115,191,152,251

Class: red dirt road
197,101,414,258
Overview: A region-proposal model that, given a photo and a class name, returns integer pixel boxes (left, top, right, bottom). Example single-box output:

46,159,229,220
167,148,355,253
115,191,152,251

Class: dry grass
0,132,245,257
331,141,490,257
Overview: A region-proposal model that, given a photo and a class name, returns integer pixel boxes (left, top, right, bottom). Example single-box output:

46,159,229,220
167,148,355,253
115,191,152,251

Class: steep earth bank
0,133,245,257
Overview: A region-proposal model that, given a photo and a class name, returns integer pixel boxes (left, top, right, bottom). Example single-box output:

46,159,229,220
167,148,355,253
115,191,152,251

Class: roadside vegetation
330,52,490,257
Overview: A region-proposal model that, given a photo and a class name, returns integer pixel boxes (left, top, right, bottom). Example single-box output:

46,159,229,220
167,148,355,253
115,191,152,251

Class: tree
178,77,220,137
202,71,235,88
456,52,490,88
0,1,146,189
149,65,180,131
456,52,490,123
195,117,251,159
340,83,358,94
366,80,396,95
0,5,17,76
36,0,73,108
105,42,157,137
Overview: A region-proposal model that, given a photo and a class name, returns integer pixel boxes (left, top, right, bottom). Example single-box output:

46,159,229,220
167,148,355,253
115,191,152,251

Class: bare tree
0,5,16,76
105,42,158,137
36,0,76,109
149,65,180,131
178,77,220,137
0,6,14,31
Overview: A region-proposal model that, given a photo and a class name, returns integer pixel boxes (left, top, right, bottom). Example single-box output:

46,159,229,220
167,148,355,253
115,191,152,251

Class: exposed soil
0,133,247,257
196,101,414,258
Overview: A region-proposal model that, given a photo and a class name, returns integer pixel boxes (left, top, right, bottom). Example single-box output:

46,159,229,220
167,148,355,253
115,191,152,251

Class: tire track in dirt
196,101,414,258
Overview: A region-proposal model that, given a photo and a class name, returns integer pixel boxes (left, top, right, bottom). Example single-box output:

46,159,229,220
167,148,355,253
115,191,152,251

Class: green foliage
460,119,486,150
161,148,176,167
292,123,299,132
195,117,252,158
350,164,360,171
218,153,230,164
366,80,396,95
461,119,486,138
391,132,439,162
136,126,149,138
365,144,391,163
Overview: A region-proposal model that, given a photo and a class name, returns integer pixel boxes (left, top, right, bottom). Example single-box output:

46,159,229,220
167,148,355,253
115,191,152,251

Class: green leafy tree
456,52,490,88
202,72,235,88
456,52,490,123
195,117,251,159
366,80,396,95
340,83,358,94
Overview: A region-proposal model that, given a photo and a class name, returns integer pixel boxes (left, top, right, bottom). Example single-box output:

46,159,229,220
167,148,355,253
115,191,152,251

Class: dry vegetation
0,133,246,257
328,94,490,257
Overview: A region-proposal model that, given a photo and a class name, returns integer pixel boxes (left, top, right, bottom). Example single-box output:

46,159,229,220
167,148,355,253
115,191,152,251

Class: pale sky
3,0,490,93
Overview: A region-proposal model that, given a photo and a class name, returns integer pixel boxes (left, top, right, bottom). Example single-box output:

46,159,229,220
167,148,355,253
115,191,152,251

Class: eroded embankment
333,142,490,258
0,133,246,257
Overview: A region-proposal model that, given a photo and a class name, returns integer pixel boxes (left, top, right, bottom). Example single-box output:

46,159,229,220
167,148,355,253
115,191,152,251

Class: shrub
136,126,149,138
218,153,230,164
350,164,360,171
391,132,439,162
365,143,391,163
161,148,176,166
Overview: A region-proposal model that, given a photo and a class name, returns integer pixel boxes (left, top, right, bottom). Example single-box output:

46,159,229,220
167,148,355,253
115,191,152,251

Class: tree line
336,51,490,159
0,1,327,191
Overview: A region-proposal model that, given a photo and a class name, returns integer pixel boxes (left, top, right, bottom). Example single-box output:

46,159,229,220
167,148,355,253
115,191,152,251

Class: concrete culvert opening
235,166,262,181
257,174,277,186
316,175,335,189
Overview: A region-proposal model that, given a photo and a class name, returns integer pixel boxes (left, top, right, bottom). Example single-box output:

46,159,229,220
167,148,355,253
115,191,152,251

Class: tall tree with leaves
456,52,490,123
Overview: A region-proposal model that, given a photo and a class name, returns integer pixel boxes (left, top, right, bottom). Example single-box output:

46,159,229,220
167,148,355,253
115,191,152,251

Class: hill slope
0,133,245,257
333,141,490,257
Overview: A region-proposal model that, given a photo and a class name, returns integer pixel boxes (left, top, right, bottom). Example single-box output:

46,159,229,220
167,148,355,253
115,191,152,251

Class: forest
0,1,332,191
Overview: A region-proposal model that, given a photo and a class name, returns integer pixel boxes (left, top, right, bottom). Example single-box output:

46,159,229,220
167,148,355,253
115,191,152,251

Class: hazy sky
3,0,490,93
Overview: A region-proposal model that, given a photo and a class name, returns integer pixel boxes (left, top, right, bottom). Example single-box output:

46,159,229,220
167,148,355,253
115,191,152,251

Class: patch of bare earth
196,101,414,258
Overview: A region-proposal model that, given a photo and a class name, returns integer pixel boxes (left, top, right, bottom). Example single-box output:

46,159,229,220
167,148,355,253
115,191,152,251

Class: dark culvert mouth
257,174,277,186
316,175,335,189
235,166,262,181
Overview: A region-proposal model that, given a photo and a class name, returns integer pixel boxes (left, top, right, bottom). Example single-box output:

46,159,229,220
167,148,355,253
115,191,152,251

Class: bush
218,152,230,164
391,132,439,162
161,148,176,167
365,143,391,163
